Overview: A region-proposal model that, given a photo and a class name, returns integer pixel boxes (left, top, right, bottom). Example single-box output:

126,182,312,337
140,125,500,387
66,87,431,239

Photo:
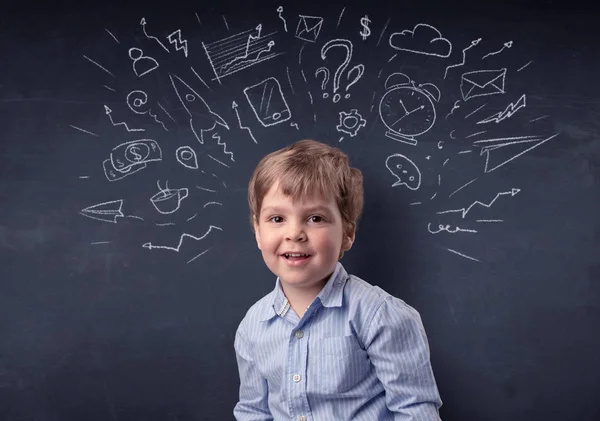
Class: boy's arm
233,327,273,421
365,297,443,420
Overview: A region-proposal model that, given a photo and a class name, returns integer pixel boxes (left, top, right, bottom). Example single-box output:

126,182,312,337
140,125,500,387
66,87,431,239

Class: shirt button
293,374,301,382
297,416,306,421
295,330,304,339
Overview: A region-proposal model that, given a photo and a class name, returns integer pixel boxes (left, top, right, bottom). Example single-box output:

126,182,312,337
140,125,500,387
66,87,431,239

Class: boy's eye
309,215,324,223
269,216,283,223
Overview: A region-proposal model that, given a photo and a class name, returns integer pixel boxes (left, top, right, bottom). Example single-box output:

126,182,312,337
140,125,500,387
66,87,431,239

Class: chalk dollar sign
130,146,143,161
359,15,371,40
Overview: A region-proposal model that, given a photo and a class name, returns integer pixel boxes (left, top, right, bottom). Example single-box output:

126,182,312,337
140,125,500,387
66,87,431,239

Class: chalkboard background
1,1,599,420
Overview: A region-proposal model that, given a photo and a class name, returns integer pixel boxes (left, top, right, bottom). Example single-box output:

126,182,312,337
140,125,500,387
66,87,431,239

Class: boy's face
254,182,354,293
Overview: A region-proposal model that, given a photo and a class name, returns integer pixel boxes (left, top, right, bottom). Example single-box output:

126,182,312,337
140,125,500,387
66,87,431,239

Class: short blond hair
248,139,364,239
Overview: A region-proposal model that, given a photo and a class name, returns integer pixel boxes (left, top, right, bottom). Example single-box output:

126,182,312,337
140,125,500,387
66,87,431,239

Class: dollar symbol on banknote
130,146,143,162
359,15,371,40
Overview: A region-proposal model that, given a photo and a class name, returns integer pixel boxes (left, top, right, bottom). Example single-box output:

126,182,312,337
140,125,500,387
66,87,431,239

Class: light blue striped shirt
234,263,442,420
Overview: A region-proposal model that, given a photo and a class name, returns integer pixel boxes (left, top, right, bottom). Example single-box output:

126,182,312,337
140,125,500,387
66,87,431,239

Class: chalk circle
185,94,196,102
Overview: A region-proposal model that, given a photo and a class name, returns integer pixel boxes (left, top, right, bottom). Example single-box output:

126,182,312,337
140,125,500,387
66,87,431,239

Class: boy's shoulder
236,287,277,331
343,271,421,320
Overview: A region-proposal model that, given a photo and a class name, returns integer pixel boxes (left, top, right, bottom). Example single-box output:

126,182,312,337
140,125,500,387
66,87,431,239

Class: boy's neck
281,280,327,318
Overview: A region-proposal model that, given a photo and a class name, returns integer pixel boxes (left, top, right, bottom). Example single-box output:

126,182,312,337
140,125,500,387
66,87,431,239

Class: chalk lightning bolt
476,94,526,124
232,101,257,144
212,132,234,162
167,29,188,57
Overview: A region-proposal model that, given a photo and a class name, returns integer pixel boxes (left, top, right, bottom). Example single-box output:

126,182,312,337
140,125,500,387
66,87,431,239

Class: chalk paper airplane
473,133,559,173
80,199,124,223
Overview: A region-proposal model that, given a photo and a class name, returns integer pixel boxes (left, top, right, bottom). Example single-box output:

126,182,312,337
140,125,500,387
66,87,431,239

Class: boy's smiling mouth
280,252,312,264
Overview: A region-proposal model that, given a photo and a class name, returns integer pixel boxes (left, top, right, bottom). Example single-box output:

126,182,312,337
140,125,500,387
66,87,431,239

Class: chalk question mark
321,39,363,103
315,67,330,98
345,64,364,98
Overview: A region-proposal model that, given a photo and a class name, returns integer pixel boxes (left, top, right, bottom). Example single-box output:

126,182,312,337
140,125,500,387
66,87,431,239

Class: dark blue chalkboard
1,1,599,420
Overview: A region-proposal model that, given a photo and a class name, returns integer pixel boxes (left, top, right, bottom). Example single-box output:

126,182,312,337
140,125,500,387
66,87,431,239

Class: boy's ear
253,215,262,250
342,229,355,252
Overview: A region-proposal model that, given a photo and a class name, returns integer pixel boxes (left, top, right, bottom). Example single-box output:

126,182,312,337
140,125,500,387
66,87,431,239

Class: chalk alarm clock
379,73,440,146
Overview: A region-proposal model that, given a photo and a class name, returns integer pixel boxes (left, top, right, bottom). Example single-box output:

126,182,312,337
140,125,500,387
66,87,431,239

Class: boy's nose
285,222,306,241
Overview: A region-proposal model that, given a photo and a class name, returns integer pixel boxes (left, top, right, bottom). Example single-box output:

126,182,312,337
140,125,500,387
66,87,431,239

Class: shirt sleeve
233,325,273,421
364,297,443,420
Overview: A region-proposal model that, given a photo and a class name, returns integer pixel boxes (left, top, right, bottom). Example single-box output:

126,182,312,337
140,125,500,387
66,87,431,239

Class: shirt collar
259,262,348,322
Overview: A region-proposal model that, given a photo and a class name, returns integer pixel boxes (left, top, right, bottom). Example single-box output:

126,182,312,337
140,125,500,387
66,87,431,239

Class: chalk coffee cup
150,187,188,214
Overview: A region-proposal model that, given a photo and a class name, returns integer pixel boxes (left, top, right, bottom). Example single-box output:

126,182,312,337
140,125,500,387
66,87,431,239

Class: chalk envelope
295,15,323,43
460,68,506,101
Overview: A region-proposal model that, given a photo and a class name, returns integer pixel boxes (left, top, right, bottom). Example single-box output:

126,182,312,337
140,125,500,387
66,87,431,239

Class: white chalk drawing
203,201,223,208
243,77,291,127
212,132,234,162
104,85,115,92
126,90,168,131
389,23,452,58
203,24,281,83
222,15,230,31
104,28,120,44
129,47,159,77
359,15,371,40
167,29,189,57
207,153,230,168
460,68,506,101
320,39,364,102
176,146,199,170
82,54,115,77
315,67,330,98
150,180,188,215
337,109,366,137
70,125,99,137
286,66,295,94
385,154,422,190
376,17,390,47
445,100,461,119
465,103,487,119
142,225,223,252
476,94,526,124
428,223,477,234
473,133,560,173
445,247,481,262
530,115,548,123
277,6,288,32
449,177,478,198
517,60,532,72
437,188,520,218
477,219,503,223
195,12,202,27
140,18,170,52
295,15,323,43
444,38,481,79
450,130,457,139
290,122,299,130
482,41,513,59
336,7,345,29
196,186,217,193
169,73,229,144
188,248,211,264
104,105,145,132
466,130,487,138
104,139,162,183
379,73,439,145
80,199,124,223
232,101,258,143
190,66,212,91
103,159,146,182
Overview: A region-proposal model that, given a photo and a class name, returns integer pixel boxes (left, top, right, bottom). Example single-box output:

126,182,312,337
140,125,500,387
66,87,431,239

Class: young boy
234,139,442,420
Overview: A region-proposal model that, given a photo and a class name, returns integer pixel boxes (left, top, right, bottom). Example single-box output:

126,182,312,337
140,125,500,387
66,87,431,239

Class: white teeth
284,253,309,258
